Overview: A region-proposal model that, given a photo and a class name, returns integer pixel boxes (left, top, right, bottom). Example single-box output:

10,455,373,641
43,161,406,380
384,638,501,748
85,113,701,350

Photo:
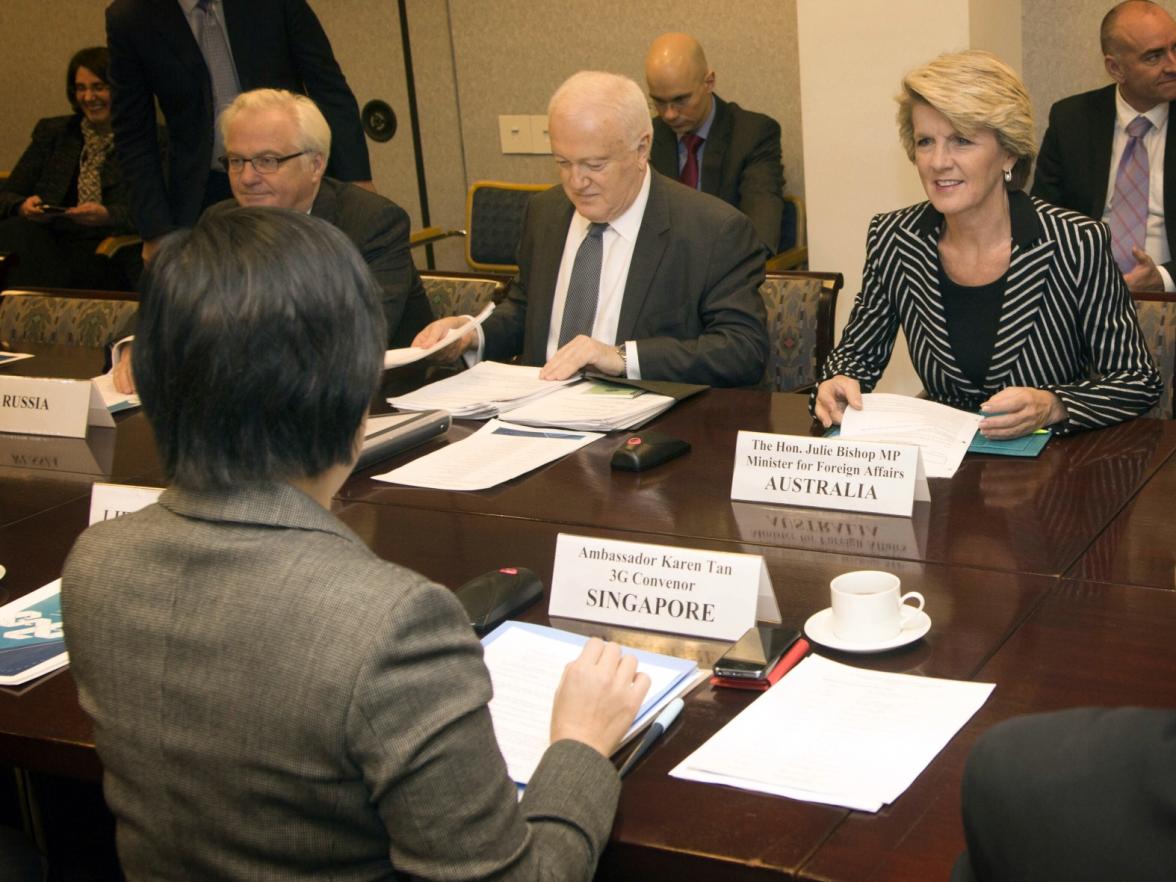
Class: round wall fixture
362,100,397,142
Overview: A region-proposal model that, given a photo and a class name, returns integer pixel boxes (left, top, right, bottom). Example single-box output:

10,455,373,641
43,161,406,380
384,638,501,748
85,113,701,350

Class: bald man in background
645,32,785,252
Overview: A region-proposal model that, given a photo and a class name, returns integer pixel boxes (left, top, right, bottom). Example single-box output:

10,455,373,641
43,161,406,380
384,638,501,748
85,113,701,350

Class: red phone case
709,638,811,691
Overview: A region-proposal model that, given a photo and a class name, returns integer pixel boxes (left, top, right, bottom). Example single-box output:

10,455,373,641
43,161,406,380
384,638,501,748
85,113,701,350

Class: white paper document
382,303,495,369
373,418,600,490
505,380,675,431
91,371,141,413
481,621,700,785
387,361,577,418
671,655,993,812
839,393,980,478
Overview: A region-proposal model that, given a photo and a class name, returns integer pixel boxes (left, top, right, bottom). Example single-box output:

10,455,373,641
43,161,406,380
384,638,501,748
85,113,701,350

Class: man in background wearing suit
1032,0,1176,292
106,0,372,262
112,89,429,393
645,33,785,253
415,71,769,388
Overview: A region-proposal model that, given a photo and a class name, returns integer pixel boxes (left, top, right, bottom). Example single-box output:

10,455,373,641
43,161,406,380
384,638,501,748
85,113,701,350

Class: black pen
618,698,685,779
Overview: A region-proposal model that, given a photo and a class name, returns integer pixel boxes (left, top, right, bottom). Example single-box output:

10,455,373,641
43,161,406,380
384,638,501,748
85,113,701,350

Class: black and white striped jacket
821,191,1162,433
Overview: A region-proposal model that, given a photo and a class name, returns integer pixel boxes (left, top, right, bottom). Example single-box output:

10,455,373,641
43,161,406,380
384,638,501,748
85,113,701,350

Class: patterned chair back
756,270,843,392
1132,295,1176,419
419,271,511,319
0,289,137,348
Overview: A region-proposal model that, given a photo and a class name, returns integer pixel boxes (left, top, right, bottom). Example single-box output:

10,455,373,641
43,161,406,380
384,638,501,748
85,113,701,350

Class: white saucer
803,607,931,653
0,564,5,580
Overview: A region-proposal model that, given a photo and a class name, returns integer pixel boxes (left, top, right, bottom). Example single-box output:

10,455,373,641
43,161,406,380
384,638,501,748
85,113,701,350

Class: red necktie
679,134,704,189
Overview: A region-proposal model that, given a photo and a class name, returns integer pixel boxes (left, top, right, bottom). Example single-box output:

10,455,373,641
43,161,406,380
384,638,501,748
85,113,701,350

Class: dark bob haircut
67,47,110,114
134,208,386,491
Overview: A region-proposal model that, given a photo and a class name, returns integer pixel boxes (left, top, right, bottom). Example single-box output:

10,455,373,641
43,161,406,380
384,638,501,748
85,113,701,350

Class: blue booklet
966,429,1051,457
0,579,69,686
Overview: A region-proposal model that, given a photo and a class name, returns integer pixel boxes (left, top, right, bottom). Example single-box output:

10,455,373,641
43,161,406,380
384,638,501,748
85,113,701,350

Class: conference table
2,346,1175,880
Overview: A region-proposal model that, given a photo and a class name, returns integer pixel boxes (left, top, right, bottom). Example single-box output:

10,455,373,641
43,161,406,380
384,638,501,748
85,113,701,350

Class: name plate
548,533,780,641
89,483,163,525
730,432,930,518
0,376,114,438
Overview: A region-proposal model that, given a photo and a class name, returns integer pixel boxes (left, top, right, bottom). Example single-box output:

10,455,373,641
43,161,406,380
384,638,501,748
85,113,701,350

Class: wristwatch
614,344,627,376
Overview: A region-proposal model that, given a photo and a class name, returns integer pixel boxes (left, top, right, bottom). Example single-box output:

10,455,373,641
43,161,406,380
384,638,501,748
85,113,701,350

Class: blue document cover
0,580,69,685
967,429,1051,457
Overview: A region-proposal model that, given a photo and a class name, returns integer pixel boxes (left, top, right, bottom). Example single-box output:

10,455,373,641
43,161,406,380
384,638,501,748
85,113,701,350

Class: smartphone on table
713,625,802,679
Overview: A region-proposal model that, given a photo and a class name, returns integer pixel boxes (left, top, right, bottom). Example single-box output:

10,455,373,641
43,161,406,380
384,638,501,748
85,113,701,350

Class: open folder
480,621,703,785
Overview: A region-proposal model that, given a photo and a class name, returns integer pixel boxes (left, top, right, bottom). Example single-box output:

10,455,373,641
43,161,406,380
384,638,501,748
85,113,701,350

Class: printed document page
388,361,577,418
671,655,993,811
382,303,494,369
504,381,675,431
373,419,600,490
839,393,980,478
481,621,699,785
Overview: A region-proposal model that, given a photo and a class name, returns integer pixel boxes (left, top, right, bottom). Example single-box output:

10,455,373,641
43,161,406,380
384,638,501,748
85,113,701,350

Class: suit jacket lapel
524,196,574,364
310,177,338,223
1088,86,1116,216
700,95,731,198
149,0,209,82
1164,100,1176,244
895,205,970,394
616,173,670,342
988,193,1052,387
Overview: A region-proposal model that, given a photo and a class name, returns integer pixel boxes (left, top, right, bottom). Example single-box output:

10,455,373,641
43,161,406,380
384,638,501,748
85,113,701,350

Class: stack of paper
388,361,577,418
840,393,980,478
374,419,600,490
505,380,675,431
670,655,993,812
0,580,69,686
480,620,703,785
382,303,495,369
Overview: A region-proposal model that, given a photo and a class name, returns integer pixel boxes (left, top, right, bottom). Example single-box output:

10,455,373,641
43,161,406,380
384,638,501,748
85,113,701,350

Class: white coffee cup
829,570,925,643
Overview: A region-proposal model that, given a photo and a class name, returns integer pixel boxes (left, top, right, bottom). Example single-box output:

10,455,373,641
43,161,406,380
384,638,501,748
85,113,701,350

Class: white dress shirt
1102,88,1174,291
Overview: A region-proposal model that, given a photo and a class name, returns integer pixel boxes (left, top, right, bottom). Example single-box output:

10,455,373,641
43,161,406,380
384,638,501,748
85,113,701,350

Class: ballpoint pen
618,698,685,779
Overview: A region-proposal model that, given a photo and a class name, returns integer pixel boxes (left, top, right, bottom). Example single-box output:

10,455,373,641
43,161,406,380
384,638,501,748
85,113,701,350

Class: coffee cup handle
899,591,925,628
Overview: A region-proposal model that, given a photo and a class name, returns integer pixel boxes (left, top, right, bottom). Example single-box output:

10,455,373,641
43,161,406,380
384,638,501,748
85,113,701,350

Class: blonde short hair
895,50,1035,190
548,71,653,148
219,88,332,161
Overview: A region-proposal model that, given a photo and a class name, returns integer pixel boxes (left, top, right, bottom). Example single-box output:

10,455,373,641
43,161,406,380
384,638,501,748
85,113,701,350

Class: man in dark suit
112,89,428,393
645,33,785,252
105,0,372,262
415,71,768,388
952,707,1176,881
1032,0,1176,293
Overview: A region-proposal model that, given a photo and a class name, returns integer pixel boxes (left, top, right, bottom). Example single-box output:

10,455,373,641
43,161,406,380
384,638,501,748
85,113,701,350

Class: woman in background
0,47,138,288
814,50,1160,438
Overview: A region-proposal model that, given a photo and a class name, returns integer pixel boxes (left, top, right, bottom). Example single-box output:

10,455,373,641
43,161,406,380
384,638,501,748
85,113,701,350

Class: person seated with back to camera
0,46,146,289
814,50,1161,439
62,207,650,880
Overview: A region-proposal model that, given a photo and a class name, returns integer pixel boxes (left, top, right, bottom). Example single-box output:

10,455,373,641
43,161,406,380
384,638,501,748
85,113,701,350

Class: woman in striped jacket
814,50,1161,439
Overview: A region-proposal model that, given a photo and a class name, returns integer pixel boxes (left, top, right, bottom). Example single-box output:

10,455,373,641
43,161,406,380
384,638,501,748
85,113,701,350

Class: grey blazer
62,483,620,880
482,171,769,387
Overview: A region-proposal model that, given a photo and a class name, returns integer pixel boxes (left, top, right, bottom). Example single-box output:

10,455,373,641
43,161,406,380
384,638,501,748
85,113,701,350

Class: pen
618,698,684,779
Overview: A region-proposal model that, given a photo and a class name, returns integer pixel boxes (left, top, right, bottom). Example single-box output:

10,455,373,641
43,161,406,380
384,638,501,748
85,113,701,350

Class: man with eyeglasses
112,89,428,393
645,33,785,253
414,71,768,388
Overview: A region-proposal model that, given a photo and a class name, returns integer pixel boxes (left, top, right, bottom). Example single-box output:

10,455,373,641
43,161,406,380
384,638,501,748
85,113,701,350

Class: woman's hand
550,638,651,758
814,375,862,428
979,387,1066,439
18,195,47,221
65,202,112,226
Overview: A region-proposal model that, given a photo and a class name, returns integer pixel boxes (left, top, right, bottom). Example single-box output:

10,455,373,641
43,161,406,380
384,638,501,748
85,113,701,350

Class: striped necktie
196,0,242,170
1108,114,1153,273
558,222,609,347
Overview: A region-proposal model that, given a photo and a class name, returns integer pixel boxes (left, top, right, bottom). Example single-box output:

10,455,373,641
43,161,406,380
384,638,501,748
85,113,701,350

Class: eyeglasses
218,151,306,174
74,83,110,96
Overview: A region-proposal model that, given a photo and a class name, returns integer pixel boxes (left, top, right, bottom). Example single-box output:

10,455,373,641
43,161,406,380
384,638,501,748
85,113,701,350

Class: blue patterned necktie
1108,114,1152,273
196,0,241,170
558,222,609,346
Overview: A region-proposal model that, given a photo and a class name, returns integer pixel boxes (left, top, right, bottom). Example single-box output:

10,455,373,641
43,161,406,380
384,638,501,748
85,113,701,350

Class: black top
938,260,1006,389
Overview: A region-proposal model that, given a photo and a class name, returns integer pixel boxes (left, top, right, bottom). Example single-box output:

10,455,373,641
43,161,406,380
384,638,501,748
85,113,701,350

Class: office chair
756,269,843,392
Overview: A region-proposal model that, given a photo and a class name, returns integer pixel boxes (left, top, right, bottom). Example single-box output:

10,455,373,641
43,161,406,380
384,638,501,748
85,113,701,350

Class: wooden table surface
2,350,1174,879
